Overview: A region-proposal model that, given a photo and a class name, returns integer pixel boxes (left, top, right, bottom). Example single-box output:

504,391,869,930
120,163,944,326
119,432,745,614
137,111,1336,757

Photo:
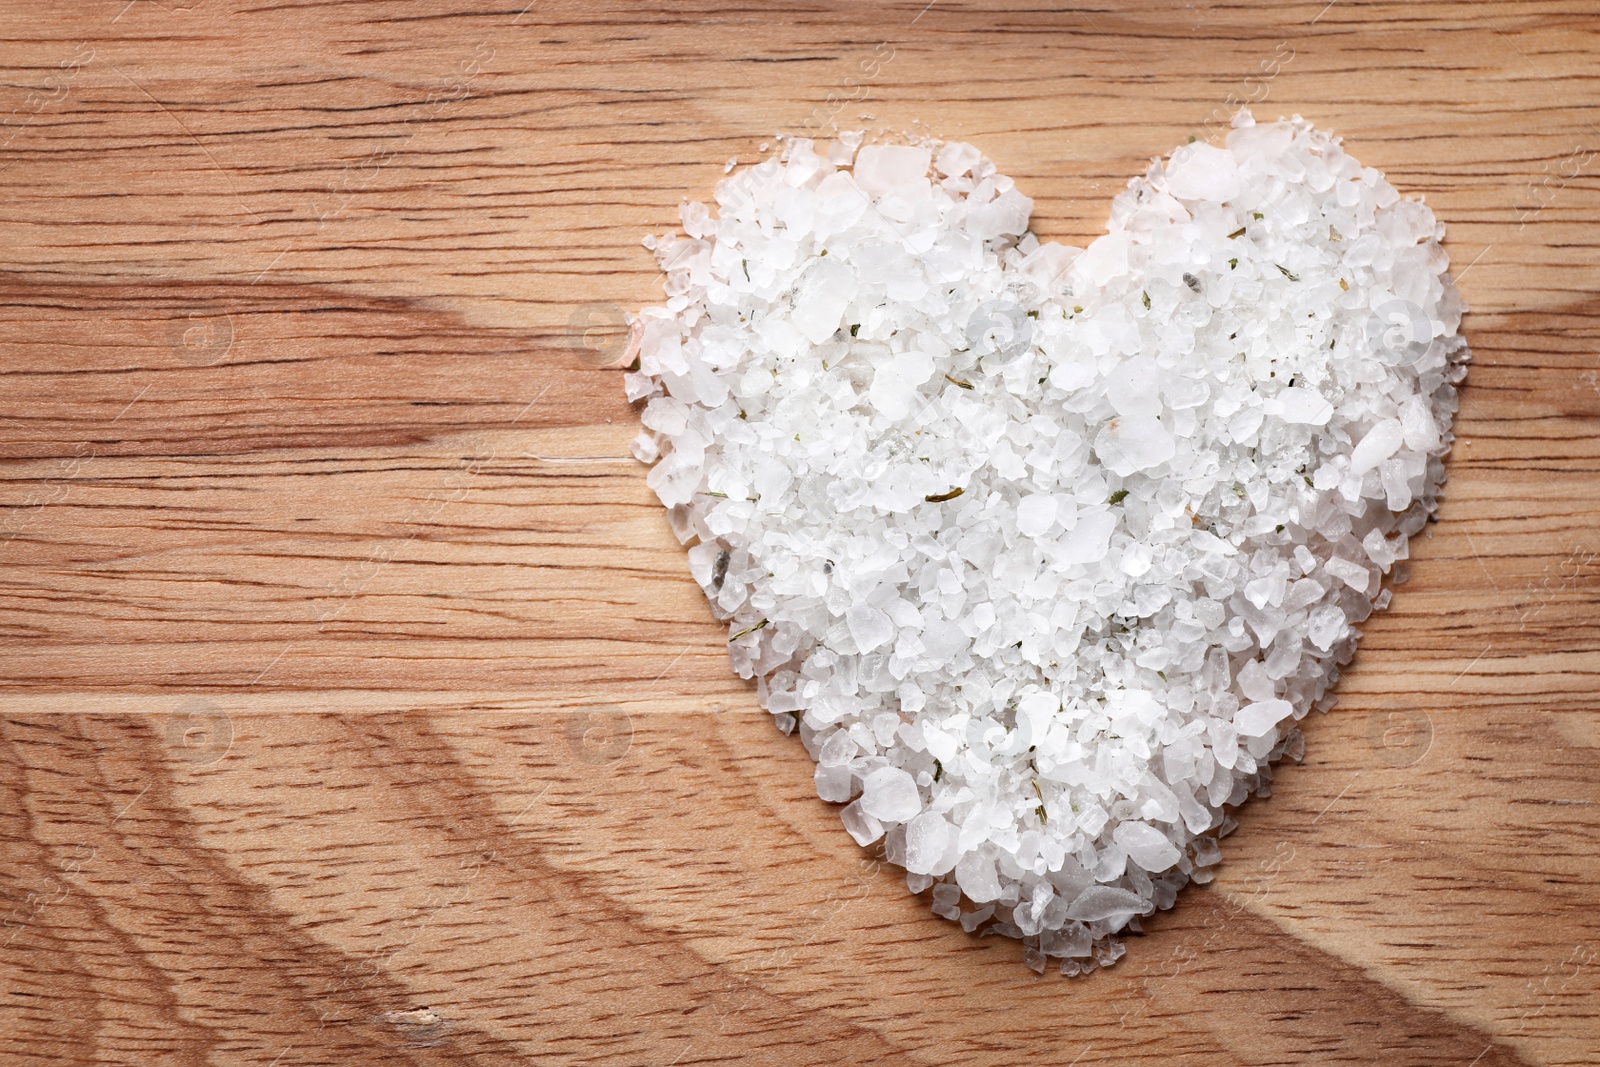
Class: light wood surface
3,1,1599,1064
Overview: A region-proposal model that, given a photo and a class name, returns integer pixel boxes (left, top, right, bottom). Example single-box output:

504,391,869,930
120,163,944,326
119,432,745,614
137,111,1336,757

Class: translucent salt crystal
791,259,855,345
1350,419,1405,476
1094,938,1127,966
1106,355,1163,418
645,454,701,508
1016,494,1058,538
847,604,895,653
1277,385,1334,425
1023,941,1047,974
1381,459,1414,510
1058,510,1116,565
955,850,1002,903
819,728,855,767
1112,821,1181,872
814,763,854,802
641,396,689,435
840,799,883,846
623,370,656,402
775,185,816,237
936,141,981,178
629,433,659,464
1324,556,1371,594
868,350,934,421
1065,885,1145,924
1096,415,1176,476
1307,604,1348,650
1163,142,1242,202
853,144,933,196
1400,396,1441,451
968,187,1034,240
1281,728,1307,762
1226,118,1294,161
859,766,920,823
1192,835,1222,867
1235,659,1273,700
904,811,956,875
1235,698,1292,737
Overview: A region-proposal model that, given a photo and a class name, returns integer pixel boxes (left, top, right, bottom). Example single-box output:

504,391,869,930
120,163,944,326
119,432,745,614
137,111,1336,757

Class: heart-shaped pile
623,111,1468,973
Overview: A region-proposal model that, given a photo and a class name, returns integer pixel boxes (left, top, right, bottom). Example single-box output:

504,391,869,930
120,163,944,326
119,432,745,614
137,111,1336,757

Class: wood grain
3,1,1599,1064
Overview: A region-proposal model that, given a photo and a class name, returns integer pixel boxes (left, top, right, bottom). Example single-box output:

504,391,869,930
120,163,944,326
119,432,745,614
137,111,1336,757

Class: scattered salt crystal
1192,836,1223,867
1324,556,1373,594
1112,821,1182,872
1350,419,1406,476
1163,142,1242,202
791,259,855,345
629,432,659,464
628,112,1468,970
1096,415,1176,476
846,603,896,654
852,144,933,196
904,811,956,875
955,850,1003,903
1277,386,1335,425
1016,494,1058,538
859,766,921,823
936,140,981,178
840,799,883,846
1059,510,1117,566
1065,885,1147,924
1106,356,1163,418
1235,698,1292,738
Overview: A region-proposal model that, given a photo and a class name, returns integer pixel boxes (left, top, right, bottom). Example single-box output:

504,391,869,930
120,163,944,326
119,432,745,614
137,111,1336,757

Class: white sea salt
628,110,1468,970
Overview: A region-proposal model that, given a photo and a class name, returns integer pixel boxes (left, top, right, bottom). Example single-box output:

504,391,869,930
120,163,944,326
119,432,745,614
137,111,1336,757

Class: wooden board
3,1,1599,1063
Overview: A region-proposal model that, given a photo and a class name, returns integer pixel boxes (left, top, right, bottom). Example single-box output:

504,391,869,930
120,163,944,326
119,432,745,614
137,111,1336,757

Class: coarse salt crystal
853,144,934,196
1235,698,1293,738
860,766,921,823
1017,495,1059,538
1277,386,1335,425
1097,415,1176,476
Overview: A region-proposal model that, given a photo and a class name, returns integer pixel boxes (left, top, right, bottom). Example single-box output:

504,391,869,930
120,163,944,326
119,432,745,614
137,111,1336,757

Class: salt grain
860,766,922,823
1235,698,1293,738
628,110,1468,969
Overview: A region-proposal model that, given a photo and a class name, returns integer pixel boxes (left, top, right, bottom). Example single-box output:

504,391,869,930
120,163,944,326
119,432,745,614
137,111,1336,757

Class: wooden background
2,1,1598,1063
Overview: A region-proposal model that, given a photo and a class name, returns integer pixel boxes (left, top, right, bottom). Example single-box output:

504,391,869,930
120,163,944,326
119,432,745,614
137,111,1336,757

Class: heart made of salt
624,111,1468,971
